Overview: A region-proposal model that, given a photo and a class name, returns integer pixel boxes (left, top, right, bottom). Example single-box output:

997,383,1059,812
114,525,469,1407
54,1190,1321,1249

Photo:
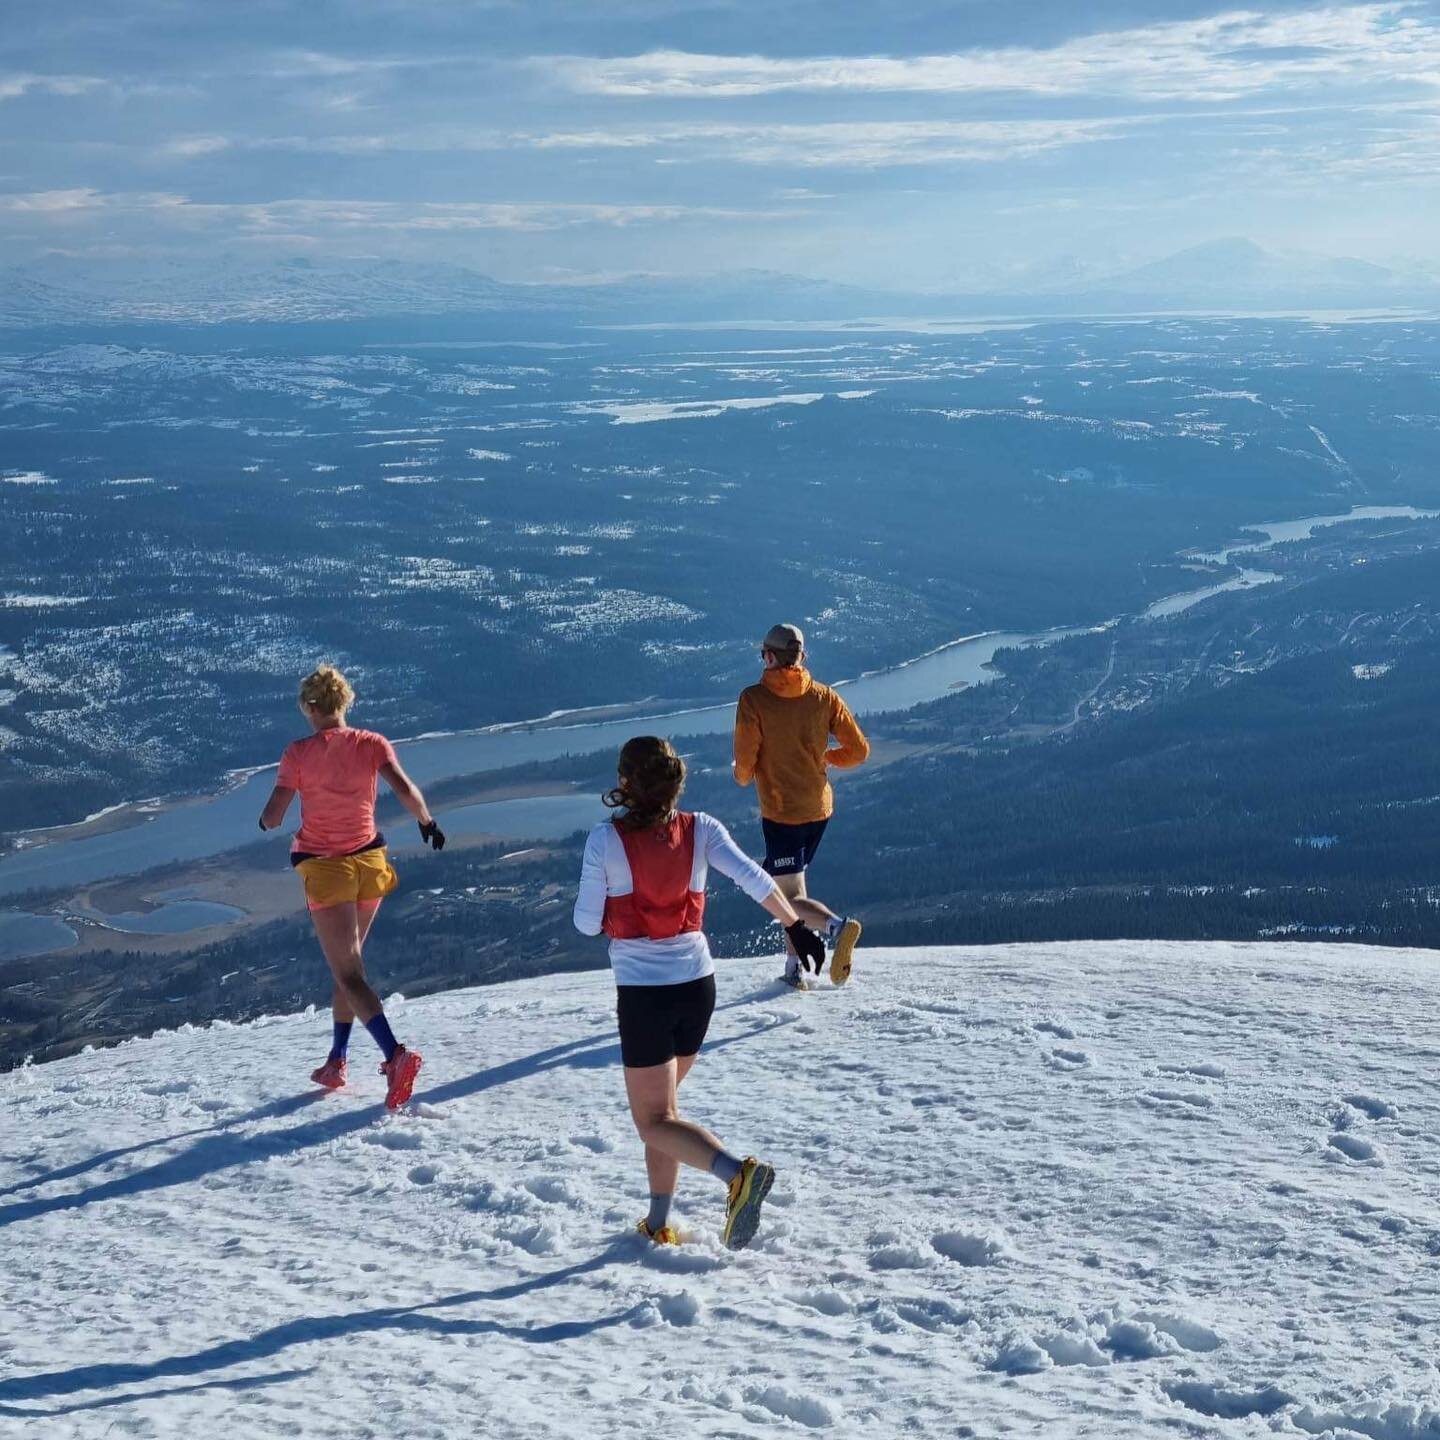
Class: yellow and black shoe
721,1157,775,1251
636,1218,682,1246
830,917,862,986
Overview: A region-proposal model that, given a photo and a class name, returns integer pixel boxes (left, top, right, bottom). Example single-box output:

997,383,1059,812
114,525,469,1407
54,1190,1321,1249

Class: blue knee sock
709,1150,743,1185
646,1193,674,1232
329,1021,353,1062
363,1012,400,1063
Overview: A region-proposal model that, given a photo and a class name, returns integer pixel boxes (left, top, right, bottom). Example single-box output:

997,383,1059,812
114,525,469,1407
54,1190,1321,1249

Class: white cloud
0,74,105,102
266,50,429,79
0,189,107,212
160,135,233,159
0,189,796,236
0,188,189,213
547,6,1440,102
1260,111,1440,179
547,118,1126,168
185,117,1126,169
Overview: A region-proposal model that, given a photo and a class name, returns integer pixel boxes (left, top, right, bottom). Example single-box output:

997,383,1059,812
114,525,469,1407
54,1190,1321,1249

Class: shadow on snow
0,1247,644,1411
0,999,796,1230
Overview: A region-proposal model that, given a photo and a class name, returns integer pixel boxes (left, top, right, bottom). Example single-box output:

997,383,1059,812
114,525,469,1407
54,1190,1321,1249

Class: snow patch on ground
3,941,1438,1437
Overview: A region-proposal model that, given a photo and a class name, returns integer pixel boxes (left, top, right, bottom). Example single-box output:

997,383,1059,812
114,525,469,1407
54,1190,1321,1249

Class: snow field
2,941,1439,1438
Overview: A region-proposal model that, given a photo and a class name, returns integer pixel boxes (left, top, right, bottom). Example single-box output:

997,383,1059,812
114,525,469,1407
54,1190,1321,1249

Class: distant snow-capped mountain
1,255,545,326
1084,237,1429,308
0,256,897,328
2,241,1435,330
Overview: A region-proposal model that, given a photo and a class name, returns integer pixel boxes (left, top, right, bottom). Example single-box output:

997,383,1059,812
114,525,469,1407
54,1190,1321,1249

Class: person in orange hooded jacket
733,623,869,987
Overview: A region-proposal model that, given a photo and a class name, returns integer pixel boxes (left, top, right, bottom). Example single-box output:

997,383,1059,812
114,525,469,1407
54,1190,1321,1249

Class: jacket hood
761,665,813,700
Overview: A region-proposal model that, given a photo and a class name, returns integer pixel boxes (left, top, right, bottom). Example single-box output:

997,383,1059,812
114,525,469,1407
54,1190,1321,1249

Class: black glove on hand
418,819,446,851
785,919,826,974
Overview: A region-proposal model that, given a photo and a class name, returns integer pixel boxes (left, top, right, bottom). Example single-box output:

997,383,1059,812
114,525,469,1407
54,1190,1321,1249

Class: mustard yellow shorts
297,849,399,911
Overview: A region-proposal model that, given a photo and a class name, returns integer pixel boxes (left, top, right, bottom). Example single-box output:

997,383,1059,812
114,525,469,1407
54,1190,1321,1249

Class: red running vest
601,813,706,941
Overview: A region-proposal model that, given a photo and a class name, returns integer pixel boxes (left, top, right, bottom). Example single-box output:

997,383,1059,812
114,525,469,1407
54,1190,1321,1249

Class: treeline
717,641,1440,952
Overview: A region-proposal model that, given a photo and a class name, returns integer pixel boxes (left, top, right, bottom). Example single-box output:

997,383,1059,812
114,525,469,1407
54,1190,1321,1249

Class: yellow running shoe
722,1157,775,1251
830,917,862,986
636,1219,682,1246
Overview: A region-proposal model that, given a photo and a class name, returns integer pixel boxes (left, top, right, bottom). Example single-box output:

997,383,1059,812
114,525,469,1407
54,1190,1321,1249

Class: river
0,504,1434,902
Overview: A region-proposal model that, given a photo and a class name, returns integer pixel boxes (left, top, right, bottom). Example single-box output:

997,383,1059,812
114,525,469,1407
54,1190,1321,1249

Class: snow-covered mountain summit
3,942,1436,1437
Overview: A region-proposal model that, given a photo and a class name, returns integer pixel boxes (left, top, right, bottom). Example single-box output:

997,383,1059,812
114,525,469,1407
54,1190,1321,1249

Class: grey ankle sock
710,1150,743,1185
646,1192,674,1232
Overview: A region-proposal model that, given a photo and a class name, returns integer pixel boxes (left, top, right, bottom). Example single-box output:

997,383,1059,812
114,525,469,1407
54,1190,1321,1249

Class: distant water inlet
0,910,78,961
0,892,247,962
68,893,248,937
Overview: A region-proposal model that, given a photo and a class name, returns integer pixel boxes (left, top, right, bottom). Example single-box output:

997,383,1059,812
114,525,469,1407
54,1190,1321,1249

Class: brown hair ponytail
604,736,686,833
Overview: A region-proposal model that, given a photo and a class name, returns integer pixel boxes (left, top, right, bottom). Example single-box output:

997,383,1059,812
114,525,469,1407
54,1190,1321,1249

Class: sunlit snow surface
2,942,1438,1437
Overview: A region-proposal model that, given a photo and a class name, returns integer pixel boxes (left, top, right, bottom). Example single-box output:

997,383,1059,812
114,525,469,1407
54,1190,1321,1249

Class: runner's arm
573,827,608,935
732,693,761,786
699,814,797,921
257,785,295,831
379,760,435,827
826,693,870,769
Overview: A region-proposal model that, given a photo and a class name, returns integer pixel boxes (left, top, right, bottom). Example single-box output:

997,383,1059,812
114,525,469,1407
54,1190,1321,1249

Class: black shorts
761,817,829,876
615,975,717,1069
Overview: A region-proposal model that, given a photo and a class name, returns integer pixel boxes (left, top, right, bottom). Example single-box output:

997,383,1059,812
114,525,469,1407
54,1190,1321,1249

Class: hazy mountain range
2,239,1437,331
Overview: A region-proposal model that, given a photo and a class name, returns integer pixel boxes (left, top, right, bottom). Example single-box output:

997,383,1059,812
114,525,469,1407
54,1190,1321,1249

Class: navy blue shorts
761,817,829,876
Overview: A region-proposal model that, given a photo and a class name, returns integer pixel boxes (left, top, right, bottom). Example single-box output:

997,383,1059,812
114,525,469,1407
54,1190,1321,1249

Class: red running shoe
310,1057,348,1090
380,1046,422,1109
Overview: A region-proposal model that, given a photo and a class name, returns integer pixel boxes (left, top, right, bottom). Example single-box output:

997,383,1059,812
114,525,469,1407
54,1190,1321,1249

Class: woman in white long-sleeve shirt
574,735,826,1251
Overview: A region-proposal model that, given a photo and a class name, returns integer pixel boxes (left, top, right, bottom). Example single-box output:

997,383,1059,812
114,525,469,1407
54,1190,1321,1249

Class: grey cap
762,622,805,655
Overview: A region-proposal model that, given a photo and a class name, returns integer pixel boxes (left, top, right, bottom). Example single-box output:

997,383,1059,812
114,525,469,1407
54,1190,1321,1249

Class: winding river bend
1,505,1433,901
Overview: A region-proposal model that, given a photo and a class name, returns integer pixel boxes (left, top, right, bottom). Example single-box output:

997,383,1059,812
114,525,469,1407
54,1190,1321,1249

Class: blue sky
3,1,1440,287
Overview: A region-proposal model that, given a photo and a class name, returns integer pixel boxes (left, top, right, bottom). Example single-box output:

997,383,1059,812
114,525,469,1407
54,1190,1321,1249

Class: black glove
785,920,826,974
419,819,446,851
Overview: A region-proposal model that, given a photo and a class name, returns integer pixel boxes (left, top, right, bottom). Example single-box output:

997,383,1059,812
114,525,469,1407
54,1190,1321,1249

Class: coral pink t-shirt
276,727,397,857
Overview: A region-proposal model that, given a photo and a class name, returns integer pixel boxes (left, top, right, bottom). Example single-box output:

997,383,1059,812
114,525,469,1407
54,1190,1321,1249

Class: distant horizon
5,3,1440,289
9,235,1440,311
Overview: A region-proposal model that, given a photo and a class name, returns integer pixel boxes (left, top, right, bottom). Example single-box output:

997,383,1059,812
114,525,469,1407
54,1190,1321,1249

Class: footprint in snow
1342,1093,1398,1121
643,1245,726,1275
569,1133,614,1153
1327,1132,1383,1165
932,1229,1010,1267
792,1288,851,1317
1046,1048,1091,1070
868,1230,933,1270
524,1175,580,1205
890,1296,972,1333
1159,1061,1226,1080
1163,1380,1292,1419
362,1128,423,1151
655,1290,703,1327
1010,1313,1221,1372
1140,1089,1215,1114
744,1384,838,1430
1034,1021,1076,1040
408,1163,441,1186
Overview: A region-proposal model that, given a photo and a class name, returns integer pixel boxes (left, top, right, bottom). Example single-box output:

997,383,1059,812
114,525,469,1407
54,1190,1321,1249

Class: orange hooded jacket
733,666,870,825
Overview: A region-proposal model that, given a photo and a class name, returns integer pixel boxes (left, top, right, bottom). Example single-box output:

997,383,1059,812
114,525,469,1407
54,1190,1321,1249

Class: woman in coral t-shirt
258,664,445,1109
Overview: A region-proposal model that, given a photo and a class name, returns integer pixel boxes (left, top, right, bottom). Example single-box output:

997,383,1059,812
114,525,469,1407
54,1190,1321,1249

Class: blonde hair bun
299,663,355,717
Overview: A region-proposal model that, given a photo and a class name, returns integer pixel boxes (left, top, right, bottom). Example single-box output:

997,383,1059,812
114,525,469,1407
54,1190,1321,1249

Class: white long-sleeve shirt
573,811,775,987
